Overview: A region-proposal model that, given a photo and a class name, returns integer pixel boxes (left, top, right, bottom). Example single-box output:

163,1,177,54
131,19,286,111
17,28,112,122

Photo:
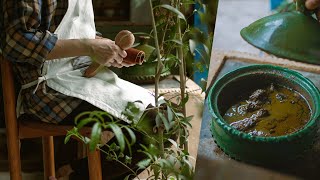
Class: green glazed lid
241,8,320,64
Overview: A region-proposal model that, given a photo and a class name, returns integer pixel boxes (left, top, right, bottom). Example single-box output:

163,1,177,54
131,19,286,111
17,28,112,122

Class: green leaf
125,155,132,164
158,112,170,132
74,111,91,124
108,123,125,152
180,93,189,107
89,122,101,151
189,39,196,54
137,159,151,169
109,142,119,151
158,159,172,168
64,134,72,144
91,111,106,123
182,157,193,171
186,115,194,122
100,112,114,122
167,106,174,123
76,118,96,129
155,113,162,128
168,138,178,149
175,112,184,116
123,126,136,146
181,120,192,128
124,175,131,180
132,32,153,38
168,176,177,180
155,4,186,21
118,152,125,158
200,78,207,92
165,39,183,45
64,127,79,144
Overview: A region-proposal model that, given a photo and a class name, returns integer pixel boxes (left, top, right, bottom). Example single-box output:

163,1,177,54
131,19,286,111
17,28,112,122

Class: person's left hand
305,0,320,21
95,36,135,68
305,0,320,9
294,0,320,21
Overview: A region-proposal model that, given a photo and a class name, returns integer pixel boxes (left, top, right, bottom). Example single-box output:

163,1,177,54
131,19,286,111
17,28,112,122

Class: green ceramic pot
240,0,320,64
120,62,171,84
207,65,320,165
120,36,170,84
134,36,157,63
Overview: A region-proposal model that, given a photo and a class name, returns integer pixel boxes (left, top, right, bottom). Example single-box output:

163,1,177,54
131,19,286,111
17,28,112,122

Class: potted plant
65,0,214,179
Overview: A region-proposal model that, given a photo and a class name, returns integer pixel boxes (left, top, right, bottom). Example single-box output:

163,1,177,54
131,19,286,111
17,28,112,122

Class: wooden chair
0,56,105,180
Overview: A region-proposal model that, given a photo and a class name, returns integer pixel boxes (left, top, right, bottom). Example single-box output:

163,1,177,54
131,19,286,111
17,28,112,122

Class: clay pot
134,36,157,63
207,65,320,165
120,36,170,84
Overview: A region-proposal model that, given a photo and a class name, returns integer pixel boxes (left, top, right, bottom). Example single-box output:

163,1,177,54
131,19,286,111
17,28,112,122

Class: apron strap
21,76,47,94
17,75,48,117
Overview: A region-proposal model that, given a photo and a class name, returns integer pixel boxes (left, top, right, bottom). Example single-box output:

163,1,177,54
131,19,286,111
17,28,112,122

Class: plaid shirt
0,0,83,123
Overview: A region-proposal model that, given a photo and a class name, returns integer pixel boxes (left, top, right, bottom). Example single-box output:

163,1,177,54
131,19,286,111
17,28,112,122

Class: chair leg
2,58,22,180
77,141,87,159
42,136,55,179
6,135,22,180
87,147,102,180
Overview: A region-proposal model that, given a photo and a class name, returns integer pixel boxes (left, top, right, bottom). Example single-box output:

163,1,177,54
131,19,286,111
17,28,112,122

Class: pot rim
207,64,320,142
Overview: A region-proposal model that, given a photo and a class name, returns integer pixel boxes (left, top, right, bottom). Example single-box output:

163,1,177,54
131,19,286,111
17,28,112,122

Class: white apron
19,0,155,123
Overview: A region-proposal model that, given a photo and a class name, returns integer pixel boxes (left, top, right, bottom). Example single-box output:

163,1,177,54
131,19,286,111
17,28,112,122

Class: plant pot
207,65,320,166
120,62,171,84
120,36,171,84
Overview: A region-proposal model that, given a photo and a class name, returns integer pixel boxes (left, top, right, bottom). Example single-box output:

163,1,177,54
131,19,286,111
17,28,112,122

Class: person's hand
88,38,127,67
305,0,320,10
305,0,320,21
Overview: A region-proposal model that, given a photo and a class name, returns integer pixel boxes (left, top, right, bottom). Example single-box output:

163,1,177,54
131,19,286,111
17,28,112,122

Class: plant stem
177,14,186,117
148,0,164,107
176,0,188,151
98,147,140,180
160,21,170,53
158,126,165,158
148,0,165,161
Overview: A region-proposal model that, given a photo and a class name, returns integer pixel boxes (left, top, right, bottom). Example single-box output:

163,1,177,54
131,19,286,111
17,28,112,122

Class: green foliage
137,140,194,179
150,0,216,93
63,1,216,179
154,4,187,22
89,122,102,151
65,97,194,179
65,110,138,156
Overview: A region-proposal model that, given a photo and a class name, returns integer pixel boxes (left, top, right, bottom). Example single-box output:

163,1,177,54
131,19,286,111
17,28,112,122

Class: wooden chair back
0,56,103,180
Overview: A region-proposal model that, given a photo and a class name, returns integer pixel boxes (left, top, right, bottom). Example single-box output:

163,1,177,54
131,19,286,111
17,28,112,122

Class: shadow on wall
130,0,152,24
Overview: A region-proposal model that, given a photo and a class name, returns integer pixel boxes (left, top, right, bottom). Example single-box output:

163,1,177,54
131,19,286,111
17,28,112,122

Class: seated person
0,0,161,179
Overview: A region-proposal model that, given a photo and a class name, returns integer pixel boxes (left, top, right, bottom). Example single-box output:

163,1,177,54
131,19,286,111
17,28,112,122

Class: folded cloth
41,56,155,124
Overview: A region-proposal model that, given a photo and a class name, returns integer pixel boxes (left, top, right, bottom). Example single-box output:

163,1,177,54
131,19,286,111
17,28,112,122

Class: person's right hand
305,0,320,21
88,38,127,67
